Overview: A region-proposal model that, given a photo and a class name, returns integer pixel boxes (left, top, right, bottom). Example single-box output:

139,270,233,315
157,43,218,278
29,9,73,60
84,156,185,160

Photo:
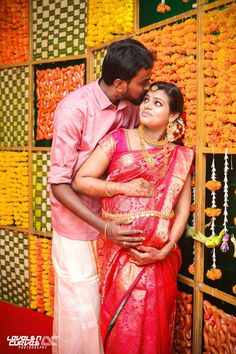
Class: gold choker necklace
138,125,168,147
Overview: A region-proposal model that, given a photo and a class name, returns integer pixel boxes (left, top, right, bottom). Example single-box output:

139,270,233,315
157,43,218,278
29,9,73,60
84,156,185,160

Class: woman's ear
169,112,179,123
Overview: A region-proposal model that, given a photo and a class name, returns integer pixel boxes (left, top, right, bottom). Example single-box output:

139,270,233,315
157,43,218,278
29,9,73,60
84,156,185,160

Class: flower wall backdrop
203,4,236,148
0,0,28,65
87,0,135,47
135,17,197,148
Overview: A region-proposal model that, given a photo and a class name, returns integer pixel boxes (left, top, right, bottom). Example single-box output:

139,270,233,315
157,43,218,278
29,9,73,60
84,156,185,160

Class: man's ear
114,79,127,92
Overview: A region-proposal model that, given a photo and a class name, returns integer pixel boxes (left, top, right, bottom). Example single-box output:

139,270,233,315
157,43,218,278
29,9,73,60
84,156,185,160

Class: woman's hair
149,81,184,115
101,39,154,85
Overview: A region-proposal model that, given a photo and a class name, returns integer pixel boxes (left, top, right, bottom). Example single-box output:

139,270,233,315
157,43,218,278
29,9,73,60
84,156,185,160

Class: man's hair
101,39,154,85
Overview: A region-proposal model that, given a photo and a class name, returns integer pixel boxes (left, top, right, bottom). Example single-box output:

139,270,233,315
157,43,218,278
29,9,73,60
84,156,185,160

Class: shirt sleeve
48,105,84,184
98,130,118,161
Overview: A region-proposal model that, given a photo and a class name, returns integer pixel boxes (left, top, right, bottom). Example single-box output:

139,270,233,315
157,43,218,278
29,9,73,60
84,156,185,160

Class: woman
72,82,194,354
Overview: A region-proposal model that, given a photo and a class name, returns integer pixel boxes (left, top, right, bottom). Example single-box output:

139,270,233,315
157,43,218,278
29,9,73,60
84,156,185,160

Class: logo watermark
7,336,59,349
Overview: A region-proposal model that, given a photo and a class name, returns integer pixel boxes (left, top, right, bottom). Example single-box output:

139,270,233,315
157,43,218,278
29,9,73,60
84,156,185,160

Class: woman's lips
141,111,152,118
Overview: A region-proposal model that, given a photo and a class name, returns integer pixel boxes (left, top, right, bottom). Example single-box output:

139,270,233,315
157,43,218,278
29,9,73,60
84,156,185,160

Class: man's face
122,68,152,105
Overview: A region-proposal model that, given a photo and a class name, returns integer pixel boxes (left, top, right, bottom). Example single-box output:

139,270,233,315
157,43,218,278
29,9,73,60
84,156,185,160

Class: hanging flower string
188,175,196,275
206,153,222,281
221,150,231,252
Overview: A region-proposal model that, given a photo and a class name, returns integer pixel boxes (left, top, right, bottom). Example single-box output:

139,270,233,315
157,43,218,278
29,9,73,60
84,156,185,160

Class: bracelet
104,222,109,239
104,182,113,197
169,239,177,250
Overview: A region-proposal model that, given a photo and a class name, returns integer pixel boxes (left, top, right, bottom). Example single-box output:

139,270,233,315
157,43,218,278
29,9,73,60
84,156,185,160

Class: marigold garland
0,152,29,228
36,64,85,140
87,0,134,47
29,235,54,316
0,0,29,65
203,4,236,148
134,17,197,147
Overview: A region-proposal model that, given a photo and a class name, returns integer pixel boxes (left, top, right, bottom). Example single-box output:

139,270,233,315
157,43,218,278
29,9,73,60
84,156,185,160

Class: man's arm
51,183,145,247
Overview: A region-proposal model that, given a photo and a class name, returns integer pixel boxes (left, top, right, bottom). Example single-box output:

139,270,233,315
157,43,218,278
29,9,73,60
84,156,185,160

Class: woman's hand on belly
127,241,176,266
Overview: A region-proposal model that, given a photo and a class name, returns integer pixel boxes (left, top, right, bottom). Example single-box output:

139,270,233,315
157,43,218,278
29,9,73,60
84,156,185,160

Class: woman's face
139,89,178,130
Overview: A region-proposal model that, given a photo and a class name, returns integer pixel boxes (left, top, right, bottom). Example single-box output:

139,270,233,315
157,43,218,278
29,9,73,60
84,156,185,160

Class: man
48,38,154,354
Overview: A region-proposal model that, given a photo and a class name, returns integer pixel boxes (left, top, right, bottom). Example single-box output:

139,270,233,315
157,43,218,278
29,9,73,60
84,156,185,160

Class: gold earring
167,121,174,142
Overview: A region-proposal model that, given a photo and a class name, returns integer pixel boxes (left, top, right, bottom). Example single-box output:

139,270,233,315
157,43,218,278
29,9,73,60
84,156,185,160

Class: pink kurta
49,84,139,354
48,80,139,240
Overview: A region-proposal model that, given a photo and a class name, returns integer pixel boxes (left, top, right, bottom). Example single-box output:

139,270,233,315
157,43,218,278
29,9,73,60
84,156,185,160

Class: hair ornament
150,84,159,91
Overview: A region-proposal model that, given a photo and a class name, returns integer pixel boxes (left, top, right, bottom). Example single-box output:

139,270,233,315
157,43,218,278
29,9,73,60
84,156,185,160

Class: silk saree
97,129,194,354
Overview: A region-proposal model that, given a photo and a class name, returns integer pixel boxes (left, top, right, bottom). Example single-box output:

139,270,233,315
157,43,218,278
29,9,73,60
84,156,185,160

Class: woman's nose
144,100,152,108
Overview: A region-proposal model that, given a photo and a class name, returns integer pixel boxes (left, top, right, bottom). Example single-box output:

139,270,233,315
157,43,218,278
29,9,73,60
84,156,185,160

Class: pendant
145,153,155,166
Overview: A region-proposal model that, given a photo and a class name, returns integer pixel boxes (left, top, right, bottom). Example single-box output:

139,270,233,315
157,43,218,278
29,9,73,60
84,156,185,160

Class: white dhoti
52,231,103,354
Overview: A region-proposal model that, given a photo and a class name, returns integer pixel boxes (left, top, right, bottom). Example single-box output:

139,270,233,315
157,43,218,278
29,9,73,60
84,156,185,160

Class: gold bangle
104,182,113,197
170,239,177,250
104,222,109,239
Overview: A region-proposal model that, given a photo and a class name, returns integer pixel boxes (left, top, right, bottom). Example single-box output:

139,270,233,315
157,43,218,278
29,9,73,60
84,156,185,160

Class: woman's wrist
169,239,178,250
104,181,122,197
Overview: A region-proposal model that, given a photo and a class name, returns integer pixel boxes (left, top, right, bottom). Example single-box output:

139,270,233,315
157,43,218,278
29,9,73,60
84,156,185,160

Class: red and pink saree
97,129,194,354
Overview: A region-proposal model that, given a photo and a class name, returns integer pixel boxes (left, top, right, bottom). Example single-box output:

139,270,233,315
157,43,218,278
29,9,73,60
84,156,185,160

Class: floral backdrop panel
32,0,87,60
29,235,54,316
32,152,51,233
87,0,134,47
0,152,29,228
35,63,85,141
0,0,29,65
0,67,29,147
203,300,236,353
134,16,197,148
174,291,193,354
203,3,236,148
0,230,29,307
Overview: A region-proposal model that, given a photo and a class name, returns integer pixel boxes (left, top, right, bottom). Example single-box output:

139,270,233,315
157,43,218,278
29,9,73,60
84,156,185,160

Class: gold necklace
138,127,169,179
138,125,168,148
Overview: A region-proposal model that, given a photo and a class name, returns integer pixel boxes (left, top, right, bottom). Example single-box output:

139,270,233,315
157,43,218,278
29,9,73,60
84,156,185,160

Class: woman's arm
128,173,192,265
72,145,154,197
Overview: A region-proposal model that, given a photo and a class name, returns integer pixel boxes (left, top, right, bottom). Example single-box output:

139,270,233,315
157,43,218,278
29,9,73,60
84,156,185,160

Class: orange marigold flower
190,204,196,213
188,264,194,275
156,3,171,13
206,268,222,280
191,178,196,187
232,285,236,294
205,180,222,191
205,208,222,218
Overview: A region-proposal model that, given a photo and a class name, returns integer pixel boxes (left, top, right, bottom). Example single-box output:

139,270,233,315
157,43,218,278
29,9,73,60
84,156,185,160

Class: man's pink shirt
48,80,139,240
